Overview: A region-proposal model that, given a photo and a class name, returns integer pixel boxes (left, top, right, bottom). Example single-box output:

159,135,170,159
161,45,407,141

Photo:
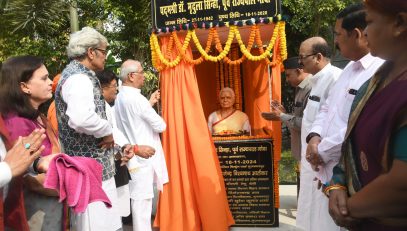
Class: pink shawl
44,154,111,213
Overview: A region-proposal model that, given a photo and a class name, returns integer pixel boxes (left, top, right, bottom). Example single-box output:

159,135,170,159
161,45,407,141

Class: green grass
279,150,297,184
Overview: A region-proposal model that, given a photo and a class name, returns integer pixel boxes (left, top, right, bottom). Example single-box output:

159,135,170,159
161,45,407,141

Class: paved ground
124,185,299,231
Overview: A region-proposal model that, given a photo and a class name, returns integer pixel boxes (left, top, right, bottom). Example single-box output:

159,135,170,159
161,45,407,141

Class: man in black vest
55,27,124,231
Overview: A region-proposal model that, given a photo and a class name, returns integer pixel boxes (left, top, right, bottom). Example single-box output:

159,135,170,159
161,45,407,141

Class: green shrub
279,150,297,184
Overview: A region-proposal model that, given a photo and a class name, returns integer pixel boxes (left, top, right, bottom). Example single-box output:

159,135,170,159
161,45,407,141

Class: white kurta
296,63,342,231
61,74,112,138
105,102,131,217
0,139,11,197
61,74,121,231
105,102,129,147
114,86,169,198
310,54,385,183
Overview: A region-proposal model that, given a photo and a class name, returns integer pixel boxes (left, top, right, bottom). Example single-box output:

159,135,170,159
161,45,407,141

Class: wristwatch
306,132,321,143
33,157,41,173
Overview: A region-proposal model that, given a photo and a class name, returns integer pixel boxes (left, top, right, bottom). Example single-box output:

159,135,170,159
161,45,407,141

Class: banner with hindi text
151,0,281,29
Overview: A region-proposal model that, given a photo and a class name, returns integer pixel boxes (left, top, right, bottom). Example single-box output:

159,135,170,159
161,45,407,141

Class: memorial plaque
151,0,282,29
214,138,278,227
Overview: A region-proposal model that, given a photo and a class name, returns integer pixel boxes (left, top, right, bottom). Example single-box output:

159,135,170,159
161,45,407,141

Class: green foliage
103,0,152,64
279,150,297,184
141,71,159,98
0,0,156,83
3,0,70,36
0,0,70,75
104,53,122,74
102,0,158,96
281,0,359,56
0,35,69,75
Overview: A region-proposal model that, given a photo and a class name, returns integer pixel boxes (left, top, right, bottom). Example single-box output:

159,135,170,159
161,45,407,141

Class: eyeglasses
103,84,118,89
299,53,317,60
131,71,144,76
94,48,108,56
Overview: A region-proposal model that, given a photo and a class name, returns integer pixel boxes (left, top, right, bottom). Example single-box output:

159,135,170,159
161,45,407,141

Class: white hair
119,60,141,82
67,27,109,59
219,87,236,98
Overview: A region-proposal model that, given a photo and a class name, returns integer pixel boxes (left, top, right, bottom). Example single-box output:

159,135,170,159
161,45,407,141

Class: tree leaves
2,0,70,38
281,0,358,56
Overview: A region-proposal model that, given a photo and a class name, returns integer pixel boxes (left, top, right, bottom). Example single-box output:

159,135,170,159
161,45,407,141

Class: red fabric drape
241,42,282,207
194,57,218,119
154,36,234,230
270,37,283,162
270,37,283,208
241,49,271,136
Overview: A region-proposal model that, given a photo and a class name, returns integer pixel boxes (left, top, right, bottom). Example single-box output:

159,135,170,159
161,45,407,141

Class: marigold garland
173,29,215,65
150,32,182,68
235,22,280,62
279,21,288,61
253,26,271,65
252,23,283,67
192,26,235,62
165,36,175,59
150,21,287,71
215,25,256,65
150,36,164,71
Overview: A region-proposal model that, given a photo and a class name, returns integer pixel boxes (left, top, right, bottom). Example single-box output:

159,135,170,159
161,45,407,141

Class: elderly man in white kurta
55,27,123,231
96,69,156,218
296,37,342,231
115,59,169,231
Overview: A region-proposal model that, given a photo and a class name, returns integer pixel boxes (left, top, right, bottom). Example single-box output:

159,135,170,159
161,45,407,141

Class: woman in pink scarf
0,56,63,230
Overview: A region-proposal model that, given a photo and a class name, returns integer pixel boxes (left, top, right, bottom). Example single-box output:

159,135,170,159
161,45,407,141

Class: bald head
301,37,332,59
119,59,142,81
299,37,332,74
302,36,326,44
119,59,145,88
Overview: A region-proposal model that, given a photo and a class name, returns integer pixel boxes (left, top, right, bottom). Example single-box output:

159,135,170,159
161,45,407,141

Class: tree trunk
69,1,79,32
